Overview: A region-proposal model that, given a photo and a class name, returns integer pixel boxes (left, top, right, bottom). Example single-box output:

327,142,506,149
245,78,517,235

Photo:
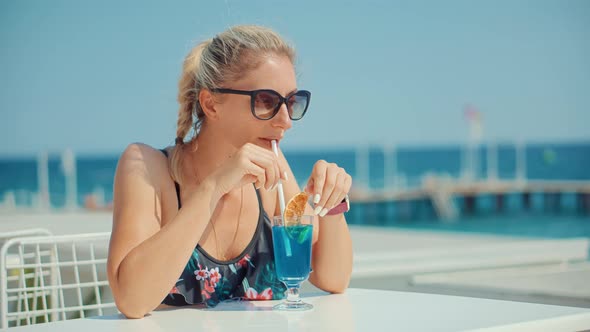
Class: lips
260,137,282,142
259,137,282,149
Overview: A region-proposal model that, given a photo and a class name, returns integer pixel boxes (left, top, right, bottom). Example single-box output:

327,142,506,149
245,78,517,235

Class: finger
244,162,266,189
248,150,277,190
241,143,277,190
308,161,327,206
280,167,288,181
257,146,279,189
337,173,352,203
316,164,337,215
305,177,314,195
276,155,288,182
268,143,287,182
268,152,279,190
333,173,352,208
272,154,281,188
321,172,344,216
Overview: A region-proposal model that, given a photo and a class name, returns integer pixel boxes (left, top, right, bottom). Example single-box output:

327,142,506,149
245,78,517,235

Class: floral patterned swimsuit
160,149,286,308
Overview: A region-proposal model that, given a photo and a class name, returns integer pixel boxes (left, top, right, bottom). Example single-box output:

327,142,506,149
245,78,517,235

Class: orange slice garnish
283,192,309,226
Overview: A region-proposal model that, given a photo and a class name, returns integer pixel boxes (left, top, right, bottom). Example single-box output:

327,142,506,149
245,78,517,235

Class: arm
107,144,219,318
108,143,283,318
275,151,353,293
307,212,353,293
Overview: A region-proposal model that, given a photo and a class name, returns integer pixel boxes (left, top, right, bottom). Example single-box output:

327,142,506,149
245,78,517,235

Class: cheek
217,102,267,141
222,114,260,141
219,101,248,127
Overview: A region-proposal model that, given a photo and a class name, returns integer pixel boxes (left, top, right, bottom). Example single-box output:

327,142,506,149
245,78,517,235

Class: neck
187,124,240,192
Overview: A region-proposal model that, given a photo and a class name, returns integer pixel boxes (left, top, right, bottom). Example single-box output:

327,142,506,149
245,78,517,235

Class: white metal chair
0,227,54,326
0,232,117,328
0,228,53,245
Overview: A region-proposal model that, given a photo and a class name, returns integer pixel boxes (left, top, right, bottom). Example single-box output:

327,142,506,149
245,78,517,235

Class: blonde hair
169,25,296,184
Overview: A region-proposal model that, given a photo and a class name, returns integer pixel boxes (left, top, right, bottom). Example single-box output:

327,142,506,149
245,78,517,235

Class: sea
1,141,589,238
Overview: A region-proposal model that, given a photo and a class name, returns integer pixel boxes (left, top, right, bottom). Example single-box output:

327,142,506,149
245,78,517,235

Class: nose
271,103,292,130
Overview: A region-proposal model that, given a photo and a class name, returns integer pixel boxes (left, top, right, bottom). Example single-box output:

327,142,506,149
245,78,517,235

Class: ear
199,89,219,120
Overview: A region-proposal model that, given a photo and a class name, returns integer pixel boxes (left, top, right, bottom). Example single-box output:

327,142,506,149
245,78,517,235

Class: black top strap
160,149,181,209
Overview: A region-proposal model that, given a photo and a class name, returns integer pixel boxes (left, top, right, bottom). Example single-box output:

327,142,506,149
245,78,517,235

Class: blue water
1,142,589,238
1,142,589,206
286,142,590,189
272,225,313,287
348,191,590,238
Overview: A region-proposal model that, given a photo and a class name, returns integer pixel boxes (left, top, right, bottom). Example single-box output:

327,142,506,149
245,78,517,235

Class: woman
107,25,353,318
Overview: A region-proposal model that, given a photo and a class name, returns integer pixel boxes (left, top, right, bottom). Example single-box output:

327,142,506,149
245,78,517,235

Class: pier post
577,193,590,215
543,192,561,213
522,192,531,211
386,200,396,224
464,195,476,216
376,201,392,224
554,192,562,213
352,202,363,225
495,194,505,213
365,201,379,225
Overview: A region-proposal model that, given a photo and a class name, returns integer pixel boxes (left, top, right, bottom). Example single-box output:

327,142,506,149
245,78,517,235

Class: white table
7,288,590,331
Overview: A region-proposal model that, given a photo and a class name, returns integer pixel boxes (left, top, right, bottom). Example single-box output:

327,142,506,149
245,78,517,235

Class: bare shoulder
112,143,173,227
116,143,170,181
108,143,173,292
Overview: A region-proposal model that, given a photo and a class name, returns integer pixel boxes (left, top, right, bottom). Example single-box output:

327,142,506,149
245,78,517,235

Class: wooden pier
348,178,590,221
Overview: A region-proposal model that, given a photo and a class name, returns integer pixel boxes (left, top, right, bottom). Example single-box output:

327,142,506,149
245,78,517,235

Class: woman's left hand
305,160,352,217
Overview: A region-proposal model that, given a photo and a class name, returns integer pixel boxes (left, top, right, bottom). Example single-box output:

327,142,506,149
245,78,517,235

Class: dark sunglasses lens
253,91,281,119
288,92,309,120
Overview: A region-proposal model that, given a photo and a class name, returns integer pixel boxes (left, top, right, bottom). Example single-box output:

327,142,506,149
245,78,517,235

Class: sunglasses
211,88,311,120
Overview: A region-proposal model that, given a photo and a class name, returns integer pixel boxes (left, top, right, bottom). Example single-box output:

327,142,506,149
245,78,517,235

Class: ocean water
4,142,589,205
1,142,589,237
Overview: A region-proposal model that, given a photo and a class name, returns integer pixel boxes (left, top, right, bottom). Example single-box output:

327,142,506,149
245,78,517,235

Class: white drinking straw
271,140,292,257
271,140,286,217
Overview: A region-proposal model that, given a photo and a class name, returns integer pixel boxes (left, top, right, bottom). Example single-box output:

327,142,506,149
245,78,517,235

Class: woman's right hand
207,143,287,197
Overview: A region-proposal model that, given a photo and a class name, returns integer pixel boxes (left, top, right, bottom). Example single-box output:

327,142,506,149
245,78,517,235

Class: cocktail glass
272,215,314,311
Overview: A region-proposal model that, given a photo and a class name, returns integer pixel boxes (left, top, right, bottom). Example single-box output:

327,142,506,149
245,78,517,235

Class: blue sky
1,0,589,156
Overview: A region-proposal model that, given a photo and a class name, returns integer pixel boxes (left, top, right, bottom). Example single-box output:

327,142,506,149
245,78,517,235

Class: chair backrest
0,228,53,244
0,228,54,328
0,232,117,328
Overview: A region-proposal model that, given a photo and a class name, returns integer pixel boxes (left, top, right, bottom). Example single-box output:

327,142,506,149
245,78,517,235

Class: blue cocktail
272,215,314,311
